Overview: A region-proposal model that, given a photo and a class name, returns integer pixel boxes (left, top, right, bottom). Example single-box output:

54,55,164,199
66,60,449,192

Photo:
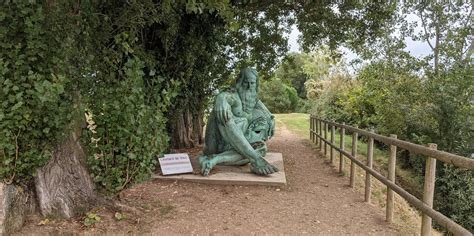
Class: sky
287,13,433,63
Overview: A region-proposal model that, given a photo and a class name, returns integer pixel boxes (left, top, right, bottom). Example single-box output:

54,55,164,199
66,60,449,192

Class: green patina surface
199,68,278,176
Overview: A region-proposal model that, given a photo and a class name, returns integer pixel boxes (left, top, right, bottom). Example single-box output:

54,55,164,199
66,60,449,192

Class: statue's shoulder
217,88,238,98
223,87,237,94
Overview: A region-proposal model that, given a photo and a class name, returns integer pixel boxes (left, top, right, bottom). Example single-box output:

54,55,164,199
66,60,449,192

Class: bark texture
35,134,96,218
0,183,36,235
170,107,204,149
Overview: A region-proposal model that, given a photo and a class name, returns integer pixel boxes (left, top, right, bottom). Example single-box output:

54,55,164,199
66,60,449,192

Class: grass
274,113,310,138
274,113,429,234
275,113,386,159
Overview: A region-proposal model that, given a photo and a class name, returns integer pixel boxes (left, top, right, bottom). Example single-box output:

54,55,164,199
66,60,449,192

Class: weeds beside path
16,113,414,235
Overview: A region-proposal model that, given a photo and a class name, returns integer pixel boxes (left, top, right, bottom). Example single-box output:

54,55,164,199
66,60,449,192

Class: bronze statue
198,68,278,176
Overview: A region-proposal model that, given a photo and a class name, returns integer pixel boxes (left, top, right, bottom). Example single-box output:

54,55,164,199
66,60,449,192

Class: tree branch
459,5,473,60
419,9,435,51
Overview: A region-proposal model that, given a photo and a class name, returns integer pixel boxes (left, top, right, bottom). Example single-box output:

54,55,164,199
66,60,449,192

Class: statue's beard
238,86,257,113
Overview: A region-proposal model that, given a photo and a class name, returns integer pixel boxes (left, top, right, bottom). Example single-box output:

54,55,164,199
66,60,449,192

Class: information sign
159,153,193,175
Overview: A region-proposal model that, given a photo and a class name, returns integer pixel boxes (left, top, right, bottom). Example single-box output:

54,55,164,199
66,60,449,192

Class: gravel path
16,123,405,235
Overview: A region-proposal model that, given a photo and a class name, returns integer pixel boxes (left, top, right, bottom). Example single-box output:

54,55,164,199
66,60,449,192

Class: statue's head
237,67,259,113
236,67,259,93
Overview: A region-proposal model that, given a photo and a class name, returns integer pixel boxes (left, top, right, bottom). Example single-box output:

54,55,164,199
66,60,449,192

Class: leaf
83,213,101,226
37,219,50,226
114,212,127,221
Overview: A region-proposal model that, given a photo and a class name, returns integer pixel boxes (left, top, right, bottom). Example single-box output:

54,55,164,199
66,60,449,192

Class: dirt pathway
17,123,405,235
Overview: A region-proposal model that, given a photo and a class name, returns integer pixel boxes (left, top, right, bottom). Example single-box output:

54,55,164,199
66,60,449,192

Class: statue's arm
217,121,277,175
214,92,234,125
256,100,275,138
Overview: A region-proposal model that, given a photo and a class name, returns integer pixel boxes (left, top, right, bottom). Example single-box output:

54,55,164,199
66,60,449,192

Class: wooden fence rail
309,116,473,236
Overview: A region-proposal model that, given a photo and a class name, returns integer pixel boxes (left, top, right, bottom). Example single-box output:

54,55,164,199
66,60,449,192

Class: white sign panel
159,153,193,175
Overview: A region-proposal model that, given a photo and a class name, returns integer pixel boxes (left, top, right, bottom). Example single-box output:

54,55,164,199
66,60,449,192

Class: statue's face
238,72,258,113
242,74,257,92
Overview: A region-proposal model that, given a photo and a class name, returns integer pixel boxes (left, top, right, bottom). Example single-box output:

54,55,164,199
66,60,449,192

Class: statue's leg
217,121,278,175
219,143,267,166
203,112,220,155
216,150,249,166
199,150,247,176
198,143,268,176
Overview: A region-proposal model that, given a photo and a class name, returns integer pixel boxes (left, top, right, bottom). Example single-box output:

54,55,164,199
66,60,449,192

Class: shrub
83,58,171,192
259,78,300,113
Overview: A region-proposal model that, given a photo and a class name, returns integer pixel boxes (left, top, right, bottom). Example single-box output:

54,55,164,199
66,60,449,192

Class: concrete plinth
153,152,286,186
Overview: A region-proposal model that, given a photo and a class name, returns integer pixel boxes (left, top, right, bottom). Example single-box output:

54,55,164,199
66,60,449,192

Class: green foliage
83,213,101,226
275,53,310,99
0,1,179,190
436,164,474,232
306,73,353,122
83,58,170,192
427,66,474,156
310,61,473,232
294,2,397,53
259,78,299,113
428,65,474,233
0,1,403,195
0,2,80,182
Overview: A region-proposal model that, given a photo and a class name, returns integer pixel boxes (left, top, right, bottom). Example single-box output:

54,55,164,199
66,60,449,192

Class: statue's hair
236,67,259,93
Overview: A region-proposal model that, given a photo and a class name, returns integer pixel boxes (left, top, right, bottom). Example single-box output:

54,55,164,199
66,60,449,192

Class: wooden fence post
319,120,323,148
315,117,319,146
324,122,327,157
330,124,335,164
310,116,313,142
313,117,316,143
386,134,397,223
421,143,438,236
339,123,345,173
350,131,358,188
365,132,374,203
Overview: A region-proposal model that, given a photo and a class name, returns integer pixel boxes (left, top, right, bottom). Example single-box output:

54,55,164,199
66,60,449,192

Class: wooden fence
309,116,473,236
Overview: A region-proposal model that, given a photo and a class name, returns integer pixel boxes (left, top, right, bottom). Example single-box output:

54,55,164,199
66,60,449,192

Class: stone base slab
153,152,286,186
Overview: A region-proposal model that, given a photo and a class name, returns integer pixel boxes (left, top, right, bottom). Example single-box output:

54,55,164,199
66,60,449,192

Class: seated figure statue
198,68,279,176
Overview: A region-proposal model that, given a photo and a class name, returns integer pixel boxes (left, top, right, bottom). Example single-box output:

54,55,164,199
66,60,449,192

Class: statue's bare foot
198,155,216,176
251,158,279,176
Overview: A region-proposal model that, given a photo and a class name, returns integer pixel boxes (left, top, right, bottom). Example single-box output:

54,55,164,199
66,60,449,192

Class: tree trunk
35,129,96,218
169,106,205,149
0,183,37,235
434,22,440,75
193,108,204,144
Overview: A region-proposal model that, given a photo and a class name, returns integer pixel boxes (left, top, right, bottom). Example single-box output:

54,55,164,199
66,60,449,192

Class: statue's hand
215,96,232,124
251,157,279,176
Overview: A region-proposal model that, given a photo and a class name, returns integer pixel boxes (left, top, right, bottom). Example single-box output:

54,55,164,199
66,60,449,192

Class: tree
275,53,310,99
259,78,299,113
160,1,399,148
402,3,473,231
0,0,400,194
305,1,473,231
0,1,101,218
